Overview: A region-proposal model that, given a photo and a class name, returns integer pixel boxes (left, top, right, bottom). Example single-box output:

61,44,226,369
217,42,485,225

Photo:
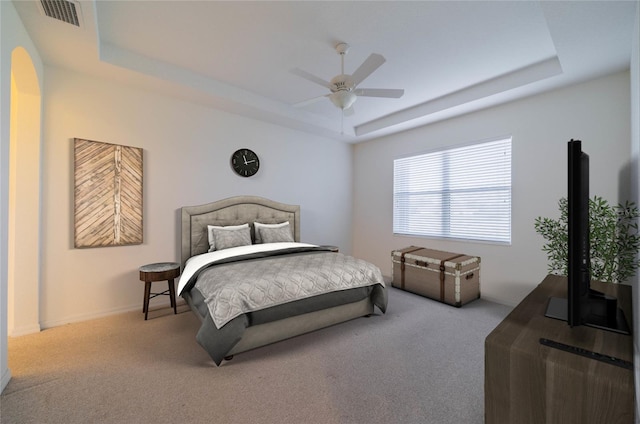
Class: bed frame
180,195,374,357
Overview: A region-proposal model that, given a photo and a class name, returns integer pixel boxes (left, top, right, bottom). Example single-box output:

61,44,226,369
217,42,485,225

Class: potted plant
534,196,640,284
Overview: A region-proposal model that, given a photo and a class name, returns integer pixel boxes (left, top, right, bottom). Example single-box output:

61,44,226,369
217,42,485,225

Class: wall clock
230,148,260,177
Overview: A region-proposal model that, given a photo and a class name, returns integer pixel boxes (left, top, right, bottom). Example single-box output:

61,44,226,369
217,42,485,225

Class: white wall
38,66,352,328
353,71,631,306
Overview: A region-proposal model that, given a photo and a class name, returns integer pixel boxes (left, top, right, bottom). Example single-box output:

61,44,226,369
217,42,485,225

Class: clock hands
242,154,257,165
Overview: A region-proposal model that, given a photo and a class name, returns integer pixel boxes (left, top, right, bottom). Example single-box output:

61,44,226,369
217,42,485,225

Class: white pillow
253,221,290,244
207,223,249,252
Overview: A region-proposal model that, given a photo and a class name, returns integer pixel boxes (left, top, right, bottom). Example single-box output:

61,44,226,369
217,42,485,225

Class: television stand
545,289,630,334
485,275,634,424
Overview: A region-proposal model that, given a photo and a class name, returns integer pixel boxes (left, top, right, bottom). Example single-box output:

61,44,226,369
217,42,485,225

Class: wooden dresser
485,274,634,424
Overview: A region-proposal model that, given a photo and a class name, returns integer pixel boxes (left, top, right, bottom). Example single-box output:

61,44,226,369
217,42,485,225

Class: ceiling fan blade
351,53,386,87
354,88,404,98
290,68,331,88
293,94,329,108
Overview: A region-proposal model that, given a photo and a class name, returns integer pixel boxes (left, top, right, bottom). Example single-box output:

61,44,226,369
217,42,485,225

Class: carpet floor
1,287,511,424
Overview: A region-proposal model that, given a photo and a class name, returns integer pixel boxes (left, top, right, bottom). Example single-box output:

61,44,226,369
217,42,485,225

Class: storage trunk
391,246,480,307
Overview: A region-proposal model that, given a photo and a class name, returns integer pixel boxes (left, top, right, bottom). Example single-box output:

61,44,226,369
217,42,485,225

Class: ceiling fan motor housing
330,74,354,93
329,74,357,110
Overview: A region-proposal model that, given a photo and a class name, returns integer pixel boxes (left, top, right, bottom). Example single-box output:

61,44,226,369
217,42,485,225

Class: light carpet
0,287,511,424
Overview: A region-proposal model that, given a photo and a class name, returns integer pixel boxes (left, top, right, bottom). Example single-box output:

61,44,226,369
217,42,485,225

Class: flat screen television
544,139,630,334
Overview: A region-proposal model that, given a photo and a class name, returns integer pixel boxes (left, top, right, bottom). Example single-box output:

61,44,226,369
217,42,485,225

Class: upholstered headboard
180,196,300,268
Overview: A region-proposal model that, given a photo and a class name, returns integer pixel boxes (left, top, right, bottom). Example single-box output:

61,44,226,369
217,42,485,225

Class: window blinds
393,138,512,244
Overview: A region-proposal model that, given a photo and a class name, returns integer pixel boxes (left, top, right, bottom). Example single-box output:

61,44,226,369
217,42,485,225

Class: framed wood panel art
74,138,143,248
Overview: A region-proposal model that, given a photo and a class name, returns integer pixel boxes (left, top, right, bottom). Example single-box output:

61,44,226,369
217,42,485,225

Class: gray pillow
212,226,252,250
259,226,294,243
253,221,289,244
207,223,249,251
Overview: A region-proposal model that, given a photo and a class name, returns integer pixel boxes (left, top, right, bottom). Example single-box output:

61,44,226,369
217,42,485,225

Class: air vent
39,0,81,27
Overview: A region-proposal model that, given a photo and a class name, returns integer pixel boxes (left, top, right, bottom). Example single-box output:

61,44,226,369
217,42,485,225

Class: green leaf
534,197,640,284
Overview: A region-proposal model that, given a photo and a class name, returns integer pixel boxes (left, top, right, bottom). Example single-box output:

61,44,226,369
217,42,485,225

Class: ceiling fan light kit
292,42,405,114
330,90,357,110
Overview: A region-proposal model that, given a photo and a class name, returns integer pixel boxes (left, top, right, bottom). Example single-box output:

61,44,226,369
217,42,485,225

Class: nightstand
138,262,180,320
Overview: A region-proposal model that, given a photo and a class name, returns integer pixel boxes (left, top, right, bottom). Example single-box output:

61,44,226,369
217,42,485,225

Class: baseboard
39,300,188,329
39,304,140,329
1,367,11,394
9,323,41,337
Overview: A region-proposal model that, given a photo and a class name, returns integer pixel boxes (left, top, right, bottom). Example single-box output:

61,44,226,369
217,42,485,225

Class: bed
179,196,387,365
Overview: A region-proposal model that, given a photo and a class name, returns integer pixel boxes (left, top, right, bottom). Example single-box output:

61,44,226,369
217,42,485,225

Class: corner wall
1,0,44,394
629,4,639,422
353,71,631,307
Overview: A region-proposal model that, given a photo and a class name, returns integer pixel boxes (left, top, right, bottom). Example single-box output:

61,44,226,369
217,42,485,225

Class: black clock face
231,148,260,177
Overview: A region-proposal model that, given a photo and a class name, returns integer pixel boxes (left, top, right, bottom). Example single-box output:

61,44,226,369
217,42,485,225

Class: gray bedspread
197,249,385,328
181,246,387,365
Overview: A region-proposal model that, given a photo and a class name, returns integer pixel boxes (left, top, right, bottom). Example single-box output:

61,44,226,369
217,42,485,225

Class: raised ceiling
12,0,639,142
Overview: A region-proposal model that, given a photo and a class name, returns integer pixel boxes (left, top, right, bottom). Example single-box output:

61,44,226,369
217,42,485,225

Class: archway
8,47,41,335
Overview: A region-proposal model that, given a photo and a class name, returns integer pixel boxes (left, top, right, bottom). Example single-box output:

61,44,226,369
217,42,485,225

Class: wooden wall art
74,138,143,248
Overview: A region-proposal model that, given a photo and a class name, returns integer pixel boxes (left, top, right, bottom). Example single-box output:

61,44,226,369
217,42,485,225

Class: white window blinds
393,137,512,244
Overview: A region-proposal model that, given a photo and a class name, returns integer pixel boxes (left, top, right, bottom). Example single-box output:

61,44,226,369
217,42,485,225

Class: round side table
138,262,180,320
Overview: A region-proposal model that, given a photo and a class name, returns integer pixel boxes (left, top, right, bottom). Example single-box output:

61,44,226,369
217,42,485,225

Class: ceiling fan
291,42,404,116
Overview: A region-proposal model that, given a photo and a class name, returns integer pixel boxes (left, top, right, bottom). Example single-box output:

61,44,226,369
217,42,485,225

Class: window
393,137,512,244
